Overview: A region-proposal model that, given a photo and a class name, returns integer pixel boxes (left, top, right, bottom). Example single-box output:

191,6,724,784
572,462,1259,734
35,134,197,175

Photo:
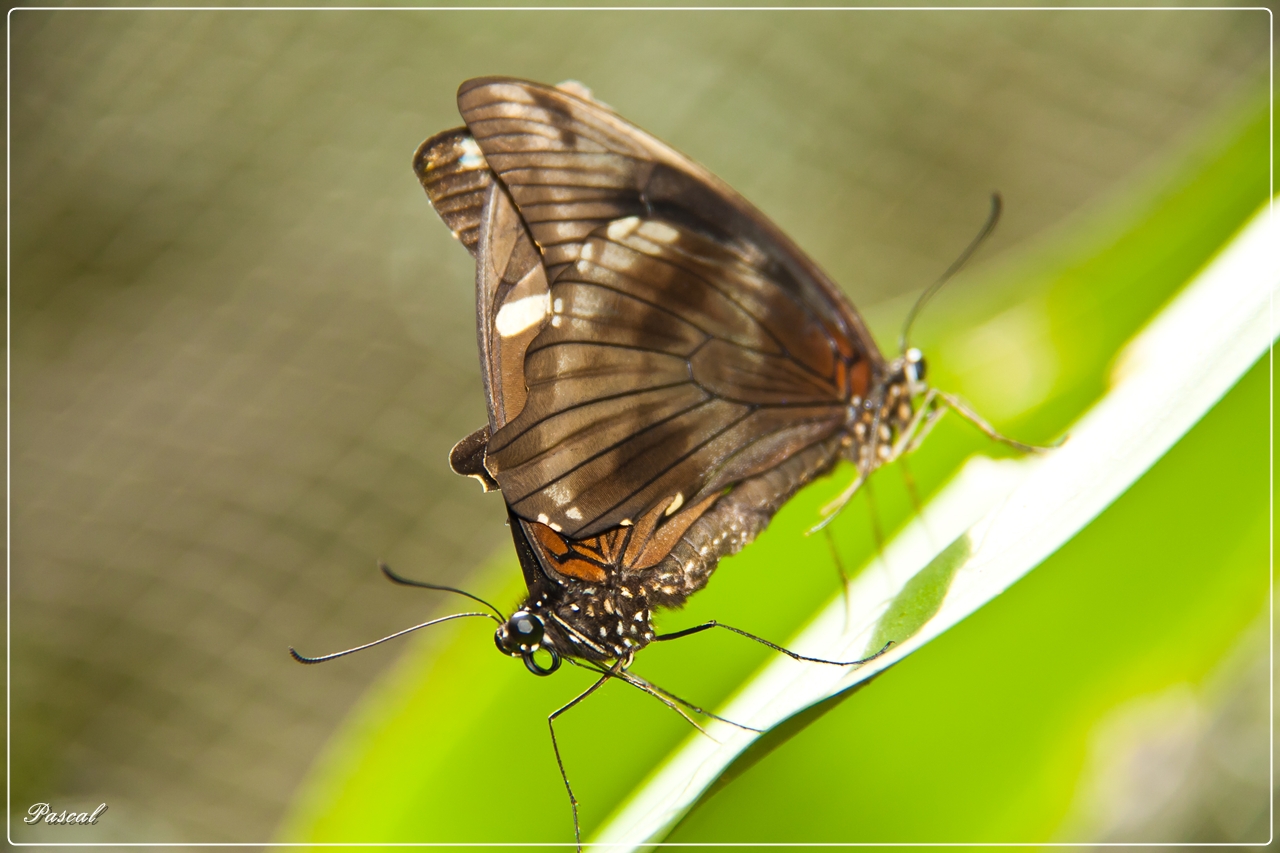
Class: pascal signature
24,803,107,825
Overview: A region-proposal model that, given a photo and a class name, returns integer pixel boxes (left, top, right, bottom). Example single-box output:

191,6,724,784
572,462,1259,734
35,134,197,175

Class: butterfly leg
599,662,763,734
548,657,624,851
935,390,1059,453
823,528,853,633
565,657,730,738
809,471,867,533
887,388,946,461
654,621,893,667
896,457,925,515
862,477,887,554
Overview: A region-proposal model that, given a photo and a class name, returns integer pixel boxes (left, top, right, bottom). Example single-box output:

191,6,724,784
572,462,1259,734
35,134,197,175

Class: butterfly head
903,347,928,395
495,608,562,676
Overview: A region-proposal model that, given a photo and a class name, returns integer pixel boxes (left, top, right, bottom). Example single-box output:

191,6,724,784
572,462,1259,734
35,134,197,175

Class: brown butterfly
294,77,1035,848
414,77,1033,676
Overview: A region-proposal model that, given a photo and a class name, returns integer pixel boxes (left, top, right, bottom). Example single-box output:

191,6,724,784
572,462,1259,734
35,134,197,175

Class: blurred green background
8,7,1270,845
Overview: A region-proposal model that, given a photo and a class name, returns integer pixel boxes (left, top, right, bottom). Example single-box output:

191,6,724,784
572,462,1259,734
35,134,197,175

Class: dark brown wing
415,130,549,431
414,128,492,256
486,217,855,537
455,78,883,539
456,77,879,370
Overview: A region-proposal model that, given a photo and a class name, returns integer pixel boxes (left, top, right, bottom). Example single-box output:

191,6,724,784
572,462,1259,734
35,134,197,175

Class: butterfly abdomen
653,432,849,601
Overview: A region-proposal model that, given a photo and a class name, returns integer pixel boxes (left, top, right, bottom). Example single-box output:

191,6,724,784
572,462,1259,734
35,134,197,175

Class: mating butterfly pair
417,77,936,672
294,77,1032,847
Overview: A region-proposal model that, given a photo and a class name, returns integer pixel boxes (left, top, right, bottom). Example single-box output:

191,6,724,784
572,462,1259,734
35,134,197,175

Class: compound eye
905,348,927,383
507,610,544,648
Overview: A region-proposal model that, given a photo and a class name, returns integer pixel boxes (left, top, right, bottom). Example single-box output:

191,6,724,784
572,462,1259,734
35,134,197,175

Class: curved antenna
289,611,496,665
899,193,1003,354
379,561,507,621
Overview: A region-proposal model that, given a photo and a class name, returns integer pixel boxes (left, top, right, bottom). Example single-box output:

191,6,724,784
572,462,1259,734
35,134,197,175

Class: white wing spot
537,513,550,525
553,297,564,313
546,482,572,506
607,216,641,241
549,522,563,532
664,493,684,516
458,136,484,169
565,506,583,520
495,293,551,338
638,220,678,243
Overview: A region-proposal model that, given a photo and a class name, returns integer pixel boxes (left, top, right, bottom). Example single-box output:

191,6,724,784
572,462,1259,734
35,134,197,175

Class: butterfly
412,76,1030,673
294,77,1036,849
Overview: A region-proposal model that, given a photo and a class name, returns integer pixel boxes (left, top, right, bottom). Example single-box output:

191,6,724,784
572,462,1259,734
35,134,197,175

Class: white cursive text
24,803,107,825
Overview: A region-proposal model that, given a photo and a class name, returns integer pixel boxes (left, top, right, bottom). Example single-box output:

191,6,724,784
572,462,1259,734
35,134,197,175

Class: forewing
486,218,850,538
455,77,880,370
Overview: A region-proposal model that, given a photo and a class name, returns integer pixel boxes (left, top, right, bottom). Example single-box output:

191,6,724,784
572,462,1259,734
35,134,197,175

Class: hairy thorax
535,578,657,663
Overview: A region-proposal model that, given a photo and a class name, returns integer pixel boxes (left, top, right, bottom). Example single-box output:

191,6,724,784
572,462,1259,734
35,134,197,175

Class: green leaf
598,198,1274,847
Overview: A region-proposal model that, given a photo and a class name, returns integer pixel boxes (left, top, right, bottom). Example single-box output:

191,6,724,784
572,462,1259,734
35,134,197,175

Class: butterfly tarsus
655,620,890,667
565,657,715,740
620,667,759,734
549,658,624,852
808,471,866,534
823,528,853,634
930,389,1061,454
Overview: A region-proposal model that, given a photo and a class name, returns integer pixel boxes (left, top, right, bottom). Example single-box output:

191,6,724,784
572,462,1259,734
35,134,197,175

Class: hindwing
416,130,548,431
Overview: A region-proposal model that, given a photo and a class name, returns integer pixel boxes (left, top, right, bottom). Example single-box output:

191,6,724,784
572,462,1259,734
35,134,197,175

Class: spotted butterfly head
494,607,562,676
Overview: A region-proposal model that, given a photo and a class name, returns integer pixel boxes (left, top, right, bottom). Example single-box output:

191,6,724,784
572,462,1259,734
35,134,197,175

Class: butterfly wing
485,216,856,537
455,77,878,362
415,127,550,432
415,122,723,593
457,78,881,538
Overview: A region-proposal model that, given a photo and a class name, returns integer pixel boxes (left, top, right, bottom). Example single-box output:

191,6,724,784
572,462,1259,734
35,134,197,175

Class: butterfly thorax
554,582,655,663
840,348,927,471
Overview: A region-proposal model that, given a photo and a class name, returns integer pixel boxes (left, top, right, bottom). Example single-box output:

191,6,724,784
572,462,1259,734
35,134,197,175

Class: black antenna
289,611,497,664
899,193,1003,354
380,561,507,622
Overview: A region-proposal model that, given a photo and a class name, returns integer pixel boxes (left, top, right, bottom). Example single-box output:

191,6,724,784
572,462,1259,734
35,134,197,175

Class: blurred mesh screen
7,8,1268,843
